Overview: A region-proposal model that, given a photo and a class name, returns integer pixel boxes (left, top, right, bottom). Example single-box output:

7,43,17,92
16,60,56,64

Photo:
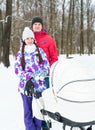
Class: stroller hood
42,56,95,123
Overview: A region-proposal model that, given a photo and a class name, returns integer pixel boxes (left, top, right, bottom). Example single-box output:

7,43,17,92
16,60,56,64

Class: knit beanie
22,27,35,41
31,16,43,26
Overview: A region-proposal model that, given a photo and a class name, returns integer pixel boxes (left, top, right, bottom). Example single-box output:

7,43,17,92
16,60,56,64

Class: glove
24,78,34,97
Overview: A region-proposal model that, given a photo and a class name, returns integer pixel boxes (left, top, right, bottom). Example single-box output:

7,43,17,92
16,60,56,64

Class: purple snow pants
21,93,42,130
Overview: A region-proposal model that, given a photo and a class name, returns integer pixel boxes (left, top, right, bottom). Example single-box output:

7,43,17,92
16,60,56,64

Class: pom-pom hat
22,27,35,41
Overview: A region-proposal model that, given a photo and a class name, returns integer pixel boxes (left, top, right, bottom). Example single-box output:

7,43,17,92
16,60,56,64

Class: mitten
24,78,34,96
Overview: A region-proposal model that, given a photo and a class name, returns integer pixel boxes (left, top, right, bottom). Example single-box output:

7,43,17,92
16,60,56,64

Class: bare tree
38,0,43,16
66,0,72,57
0,9,3,62
70,0,75,54
1,0,95,63
49,0,57,37
86,0,93,54
60,0,65,54
80,0,84,54
2,0,12,67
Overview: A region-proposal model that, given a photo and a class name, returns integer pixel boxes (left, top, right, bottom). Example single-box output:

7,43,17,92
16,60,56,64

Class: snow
0,54,95,130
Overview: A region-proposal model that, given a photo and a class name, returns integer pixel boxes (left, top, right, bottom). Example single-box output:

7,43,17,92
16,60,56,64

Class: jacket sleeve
48,37,58,66
14,51,32,81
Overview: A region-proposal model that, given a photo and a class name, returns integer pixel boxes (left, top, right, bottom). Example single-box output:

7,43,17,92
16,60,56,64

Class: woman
14,27,50,130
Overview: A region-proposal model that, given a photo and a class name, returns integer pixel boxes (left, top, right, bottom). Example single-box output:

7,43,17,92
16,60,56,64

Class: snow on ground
0,54,95,130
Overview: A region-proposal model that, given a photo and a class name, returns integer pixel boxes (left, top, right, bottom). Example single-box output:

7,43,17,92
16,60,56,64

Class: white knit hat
22,27,35,41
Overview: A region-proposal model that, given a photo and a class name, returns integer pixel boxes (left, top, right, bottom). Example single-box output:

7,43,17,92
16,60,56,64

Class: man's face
32,22,42,32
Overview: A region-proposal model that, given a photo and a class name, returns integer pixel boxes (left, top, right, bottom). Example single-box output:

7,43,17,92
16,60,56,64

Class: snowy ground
0,54,95,130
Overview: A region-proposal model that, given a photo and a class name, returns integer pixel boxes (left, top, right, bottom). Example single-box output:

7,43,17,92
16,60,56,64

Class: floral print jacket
14,44,50,94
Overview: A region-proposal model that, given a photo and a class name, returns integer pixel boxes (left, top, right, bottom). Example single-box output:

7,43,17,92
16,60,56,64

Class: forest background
0,0,95,67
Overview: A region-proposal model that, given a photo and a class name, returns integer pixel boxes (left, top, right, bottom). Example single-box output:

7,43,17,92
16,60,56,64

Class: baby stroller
32,57,95,130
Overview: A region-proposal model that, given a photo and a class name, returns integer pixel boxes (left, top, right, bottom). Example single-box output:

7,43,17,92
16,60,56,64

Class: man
31,16,58,67
31,16,58,130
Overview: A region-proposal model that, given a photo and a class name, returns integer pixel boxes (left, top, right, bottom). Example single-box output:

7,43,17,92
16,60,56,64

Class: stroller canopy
42,56,95,124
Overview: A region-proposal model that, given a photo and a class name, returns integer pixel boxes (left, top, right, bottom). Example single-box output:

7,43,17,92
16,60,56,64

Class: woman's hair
21,40,43,70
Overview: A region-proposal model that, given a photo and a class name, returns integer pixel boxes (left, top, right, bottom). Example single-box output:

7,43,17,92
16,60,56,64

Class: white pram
32,57,95,130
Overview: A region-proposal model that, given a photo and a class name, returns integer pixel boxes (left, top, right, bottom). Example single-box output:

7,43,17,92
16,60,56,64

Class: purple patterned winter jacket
14,45,50,94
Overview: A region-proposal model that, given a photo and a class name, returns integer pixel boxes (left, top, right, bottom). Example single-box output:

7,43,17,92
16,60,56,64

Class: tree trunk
80,0,84,54
2,0,12,67
0,9,3,62
60,0,65,54
66,0,72,57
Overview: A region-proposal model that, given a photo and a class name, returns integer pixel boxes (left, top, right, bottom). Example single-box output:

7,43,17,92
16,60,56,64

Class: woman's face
24,37,34,45
32,22,42,32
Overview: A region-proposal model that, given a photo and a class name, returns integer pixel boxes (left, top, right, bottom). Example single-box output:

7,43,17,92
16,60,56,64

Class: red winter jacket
33,29,58,66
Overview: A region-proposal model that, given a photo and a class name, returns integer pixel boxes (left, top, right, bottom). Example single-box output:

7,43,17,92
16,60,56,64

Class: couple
14,16,58,130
